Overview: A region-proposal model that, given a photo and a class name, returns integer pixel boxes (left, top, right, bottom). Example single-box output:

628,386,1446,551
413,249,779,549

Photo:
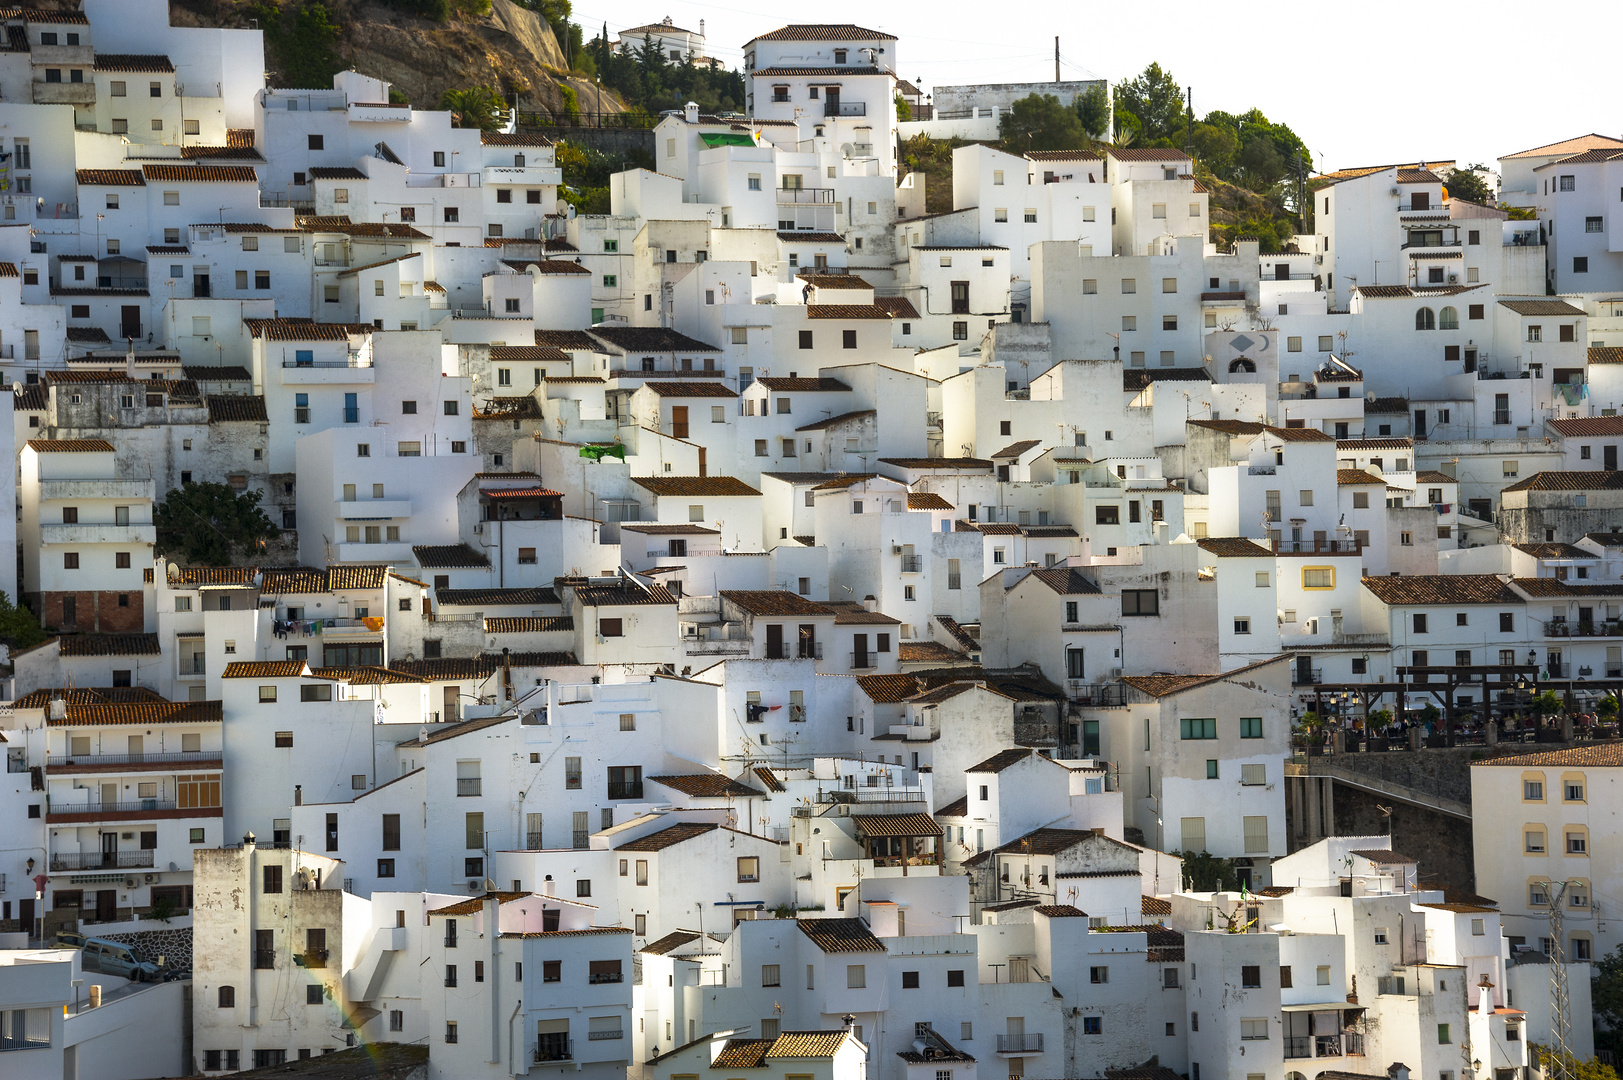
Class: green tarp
699,132,757,148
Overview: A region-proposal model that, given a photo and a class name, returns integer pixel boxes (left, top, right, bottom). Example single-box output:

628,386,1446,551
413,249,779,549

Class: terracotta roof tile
206,394,268,422
615,822,719,851
168,566,257,585
76,169,145,186
777,231,845,242
755,377,852,392
179,144,264,161
1361,574,1521,605
57,632,161,657
1195,537,1273,558
1498,299,1585,317
93,53,175,72
437,587,558,606
222,660,309,678
907,491,954,510
1548,417,1623,438
796,408,875,432
482,131,555,147
574,582,677,606
856,673,919,702
1142,896,1172,916
720,590,833,616
26,439,114,453
587,326,722,353
412,544,491,568
750,23,896,41
142,164,257,183
1474,744,1623,768
484,616,574,633
711,1041,773,1069
878,457,993,470
1502,471,1623,493
1027,567,1099,595
968,748,1034,773
797,917,886,953
874,296,921,319
804,304,891,319
647,774,758,798
1338,469,1385,485
489,345,570,363
640,930,701,955
52,700,222,727
297,215,430,240
631,475,760,497
1121,656,1293,697
1588,347,1623,365
243,317,371,341
643,381,740,398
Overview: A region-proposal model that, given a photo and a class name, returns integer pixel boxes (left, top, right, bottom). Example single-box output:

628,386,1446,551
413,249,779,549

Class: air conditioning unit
473,522,483,534
143,874,155,884
467,879,482,893
1390,188,1401,197
125,877,137,889
891,545,903,555
1448,274,1458,283
1109,667,1123,678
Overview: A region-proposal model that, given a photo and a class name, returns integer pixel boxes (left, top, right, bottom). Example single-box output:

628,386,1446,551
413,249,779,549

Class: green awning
700,132,756,148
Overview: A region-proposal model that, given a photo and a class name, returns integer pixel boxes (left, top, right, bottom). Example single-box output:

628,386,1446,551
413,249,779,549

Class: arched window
1229,357,1256,373
218,985,235,1008
1415,307,1436,330
1439,306,1459,329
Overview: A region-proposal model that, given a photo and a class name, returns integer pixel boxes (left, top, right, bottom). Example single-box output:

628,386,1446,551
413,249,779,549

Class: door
443,685,458,722
765,624,784,660
853,633,869,669
96,889,117,922
671,406,689,439
1606,445,1618,471
1275,263,1290,281
16,898,32,934
127,735,143,762
100,782,118,809
697,446,707,477
101,831,118,869
950,281,970,314
120,306,141,339
192,271,210,298
824,87,839,116
1296,656,1314,686
1413,410,1427,439
1008,957,1031,983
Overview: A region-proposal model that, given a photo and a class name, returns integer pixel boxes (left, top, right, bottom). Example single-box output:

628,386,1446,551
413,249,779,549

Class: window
1525,778,1545,801
737,857,760,882
1525,829,1546,853
1090,965,1109,984
1096,505,1120,525
1566,780,1585,802
1083,1016,1102,1035
264,865,284,894
1122,589,1159,616
1234,617,1251,635
847,964,866,988
1575,257,1589,273
1181,717,1216,740
1438,1024,1451,1044
1243,816,1269,853
301,684,331,702
1241,965,1261,987
1241,1018,1268,1040
274,731,296,748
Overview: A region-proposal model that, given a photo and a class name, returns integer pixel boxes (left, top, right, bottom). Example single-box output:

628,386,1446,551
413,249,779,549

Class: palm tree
441,86,509,131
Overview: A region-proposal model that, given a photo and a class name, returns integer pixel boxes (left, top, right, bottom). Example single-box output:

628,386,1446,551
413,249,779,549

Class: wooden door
671,405,689,439
95,889,116,922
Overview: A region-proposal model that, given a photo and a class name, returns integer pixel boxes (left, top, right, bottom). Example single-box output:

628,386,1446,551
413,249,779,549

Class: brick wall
40,590,145,633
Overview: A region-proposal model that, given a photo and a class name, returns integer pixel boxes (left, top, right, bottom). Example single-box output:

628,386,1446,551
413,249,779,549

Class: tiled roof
755,377,852,392
1502,471,1623,493
1195,537,1273,558
856,673,919,703
533,329,601,350
168,566,257,585
1121,656,1292,697
22,8,91,23
93,53,175,72
1360,574,1521,605
26,439,114,453
617,523,720,535
141,164,257,183
968,748,1034,773
1415,471,1456,484
1473,744,1623,767
426,891,530,916
936,795,968,817
183,364,252,382
878,457,993,470
1397,168,1443,183
711,1041,773,1069
243,317,370,341
13,384,48,410
259,567,332,594
805,304,891,319
489,345,570,364
640,930,701,955
484,616,574,633
57,633,161,657
11,687,164,709
1106,148,1191,161
1548,417,1623,437
1349,848,1417,864
52,700,222,727
222,660,309,678
750,23,897,40
436,587,559,606
751,65,895,77
309,666,425,685
412,544,491,568
1514,542,1593,559
907,492,954,510
1142,896,1172,916
76,169,146,186
64,327,111,344
1337,438,1413,449
874,296,921,319
642,381,739,398
297,215,430,240
796,273,871,289
573,582,677,606
1034,904,1090,917
1355,283,1482,298
631,475,761,497
648,773,759,798
991,439,1042,460
777,231,846,242
206,394,268,422
851,812,939,837
898,641,966,664
179,144,265,161
1498,299,1585,317
1026,149,1103,162
473,396,543,420
797,917,886,953
720,590,833,616
764,1032,851,1060
796,409,875,432
481,131,554,146
1338,469,1385,485
329,565,387,589
935,615,979,651
308,166,368,180
587,326,722,353
1366,395,1410,414
615,822,719,851
823,600,900,625
1027,568,1100,595
1503,133,1623,159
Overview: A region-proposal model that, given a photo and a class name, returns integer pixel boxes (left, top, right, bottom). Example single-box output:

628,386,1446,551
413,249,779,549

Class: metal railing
49,849,155,871
996,1034,1043,1053
457,778,482,797
607,783,643,800
1315,1034,1342,1057
1284,1036,1311,1059
851,653,877,669
900,556,923,573
587,972,624,986
253,950,276,970
282,358,371,369
797,643,823,660
1543,620,1623,638
1293,668,1324,686
50,751,219,770
51,798,177,815
534,1039,572,1062
777,187,835,203
824,101,866,116
525,832,543,849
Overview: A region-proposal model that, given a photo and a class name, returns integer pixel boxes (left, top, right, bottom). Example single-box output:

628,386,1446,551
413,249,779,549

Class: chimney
293,784,302,806
542,874,555,896
699,18,705,38
863,594,877,612
685,101,700,124
1386,1065,1411,1080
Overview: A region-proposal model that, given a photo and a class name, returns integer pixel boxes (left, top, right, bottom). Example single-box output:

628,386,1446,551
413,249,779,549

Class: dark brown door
17,898,33,933
1275,263,1290,281
96,889,116,922
120,306,141,339
1606,445,1618,471
950,281,969,314
853,633,869,669
193,272,210,298
765,623,784,659
697,446,707,476
671,406,689,439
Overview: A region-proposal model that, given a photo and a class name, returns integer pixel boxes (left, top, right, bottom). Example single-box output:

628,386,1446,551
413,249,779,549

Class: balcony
607,782,643,800
1271,538,1362,555
777,187,836,204
1248,465,1278,475
48,849,155,872
280,357,372,369
1494,410,1513,424
900,556,923,573
1315,1035,1343,1057
457,777,482,797
586,973,624,986
996,1035,1043,1054
338,500,412,519
1285,1037,1311,1060
535,1039,572,1063
1506,233,1543,247
1543,620,1623,638
39,523,157,545
824,101,866,116
39,478,154,501
797,642,824,660
32,44,95,65
851,653,877,670
53,798,176,816
47,751,221,773
525,832,543,849
32,81,95,106
1292,668,1324,686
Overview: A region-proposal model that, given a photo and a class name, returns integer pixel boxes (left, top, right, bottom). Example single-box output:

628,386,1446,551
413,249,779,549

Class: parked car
55,930,87,949
81,937,173,982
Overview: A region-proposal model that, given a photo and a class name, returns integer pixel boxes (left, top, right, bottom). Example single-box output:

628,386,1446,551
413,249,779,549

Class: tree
0,591,46,651
894,95,911,122
1075,84,1109,139
1444,164,1494,205
441,86,509,130
1596,946,1623,1038
1189,121,1239,177
1175,849,1239,892
154,483,278,566
1533,689,1563,723
997,93,1083,153
1115,62,1184,145
1534,1045,1620,1080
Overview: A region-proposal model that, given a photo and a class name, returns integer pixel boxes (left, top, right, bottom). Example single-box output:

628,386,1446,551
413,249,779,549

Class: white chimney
699,18,704,38
684,101,700,124
542,874,555,896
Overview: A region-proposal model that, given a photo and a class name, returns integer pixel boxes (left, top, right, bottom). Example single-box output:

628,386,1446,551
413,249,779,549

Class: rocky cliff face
170,0,616,118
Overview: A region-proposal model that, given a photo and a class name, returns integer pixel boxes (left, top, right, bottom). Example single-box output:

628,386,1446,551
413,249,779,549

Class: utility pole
1054,37,1059,83
1549,880,1574,1080
1185,87,1193,157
